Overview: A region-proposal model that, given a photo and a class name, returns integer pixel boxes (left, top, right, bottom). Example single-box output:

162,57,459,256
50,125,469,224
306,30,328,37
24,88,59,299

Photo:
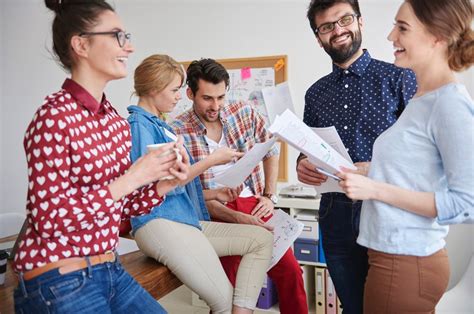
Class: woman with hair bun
337,0,473,312
12,1,185,312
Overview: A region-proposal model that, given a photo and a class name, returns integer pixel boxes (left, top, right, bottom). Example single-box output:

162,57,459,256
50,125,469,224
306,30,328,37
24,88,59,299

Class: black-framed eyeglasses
79,31,131,47
315,14,359,34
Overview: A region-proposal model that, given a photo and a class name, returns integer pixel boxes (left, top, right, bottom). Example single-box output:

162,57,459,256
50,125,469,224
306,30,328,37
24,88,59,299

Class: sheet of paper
269,110,355,174
261,82,296,125
227,68,275,103
311,126,352,163
313,176,343,193
264,209,304,270
117,237,139,256
214,138,277,188
168,67,275,122
310,126,352,193
269,110,356,193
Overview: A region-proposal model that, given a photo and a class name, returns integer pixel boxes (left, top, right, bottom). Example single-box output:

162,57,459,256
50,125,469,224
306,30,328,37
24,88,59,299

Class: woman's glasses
79,31,131,47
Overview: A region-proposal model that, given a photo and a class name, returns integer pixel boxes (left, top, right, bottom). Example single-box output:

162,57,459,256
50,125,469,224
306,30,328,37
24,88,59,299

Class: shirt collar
127,105,175,132
331,49,372,79
62,78,107,114
187,108,208,135
127,105,156,119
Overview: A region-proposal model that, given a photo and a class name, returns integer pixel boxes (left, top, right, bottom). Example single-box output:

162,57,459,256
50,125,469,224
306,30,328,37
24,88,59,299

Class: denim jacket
127,105,210,234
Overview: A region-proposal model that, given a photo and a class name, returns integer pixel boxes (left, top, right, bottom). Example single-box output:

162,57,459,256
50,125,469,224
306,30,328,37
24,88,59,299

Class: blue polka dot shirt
304,50,417,162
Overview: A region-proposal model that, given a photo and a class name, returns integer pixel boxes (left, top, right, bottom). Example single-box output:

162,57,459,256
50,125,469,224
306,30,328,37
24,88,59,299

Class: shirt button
344,70,349,74
344,105,348,109
464,212,469,217
344,126,348,130
344,84,349,88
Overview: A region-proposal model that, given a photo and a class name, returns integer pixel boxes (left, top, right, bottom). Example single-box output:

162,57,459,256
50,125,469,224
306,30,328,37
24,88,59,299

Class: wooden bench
0,248,182,313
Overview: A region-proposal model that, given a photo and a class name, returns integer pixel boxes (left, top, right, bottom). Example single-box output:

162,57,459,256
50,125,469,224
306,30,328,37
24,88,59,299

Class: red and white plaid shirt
171,102,278,195
14,79,163,272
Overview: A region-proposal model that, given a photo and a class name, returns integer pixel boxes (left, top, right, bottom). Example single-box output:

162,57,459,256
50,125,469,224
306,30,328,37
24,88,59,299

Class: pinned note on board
241,67,251,80
274,58,285,72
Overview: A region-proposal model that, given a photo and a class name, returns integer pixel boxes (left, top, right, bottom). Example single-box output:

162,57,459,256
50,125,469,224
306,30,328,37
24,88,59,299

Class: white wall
1,0,473,286
0,2,4,211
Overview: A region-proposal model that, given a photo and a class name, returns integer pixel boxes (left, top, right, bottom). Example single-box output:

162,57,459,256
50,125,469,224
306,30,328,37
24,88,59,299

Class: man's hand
296,157,328,186
215,187,242,203
251,195,274,219
209,147,244,166
235,211,274,231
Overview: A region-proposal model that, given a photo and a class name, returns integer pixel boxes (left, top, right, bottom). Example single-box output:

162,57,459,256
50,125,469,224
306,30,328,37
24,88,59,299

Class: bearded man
296,1,417,313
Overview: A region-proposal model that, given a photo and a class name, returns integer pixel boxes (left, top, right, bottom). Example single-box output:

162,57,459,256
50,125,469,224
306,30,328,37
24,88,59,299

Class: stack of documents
269,109,356,193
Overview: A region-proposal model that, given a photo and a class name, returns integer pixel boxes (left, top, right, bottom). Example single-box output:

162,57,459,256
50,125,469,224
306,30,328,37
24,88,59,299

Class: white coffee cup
147,143,182,180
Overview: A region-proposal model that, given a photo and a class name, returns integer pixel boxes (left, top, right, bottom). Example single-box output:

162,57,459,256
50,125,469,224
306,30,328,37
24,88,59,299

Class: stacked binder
315,267,343,314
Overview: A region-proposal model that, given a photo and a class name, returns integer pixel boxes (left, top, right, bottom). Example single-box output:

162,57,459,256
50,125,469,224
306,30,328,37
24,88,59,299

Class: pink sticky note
241,67,251,80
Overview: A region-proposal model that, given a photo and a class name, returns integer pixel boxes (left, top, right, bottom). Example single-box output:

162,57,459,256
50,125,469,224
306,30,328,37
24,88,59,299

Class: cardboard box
294,210,319,241
294,238,319,263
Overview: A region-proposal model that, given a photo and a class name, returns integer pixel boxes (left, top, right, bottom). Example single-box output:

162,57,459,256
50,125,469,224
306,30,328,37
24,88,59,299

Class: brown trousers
364,248,450,314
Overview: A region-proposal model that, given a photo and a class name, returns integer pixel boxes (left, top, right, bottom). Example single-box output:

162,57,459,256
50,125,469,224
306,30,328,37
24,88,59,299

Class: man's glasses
79,31,131,47
315,14,359,35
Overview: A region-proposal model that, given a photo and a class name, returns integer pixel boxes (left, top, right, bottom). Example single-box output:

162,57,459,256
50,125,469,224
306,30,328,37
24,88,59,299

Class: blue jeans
14,256,167,314
319,193,368,314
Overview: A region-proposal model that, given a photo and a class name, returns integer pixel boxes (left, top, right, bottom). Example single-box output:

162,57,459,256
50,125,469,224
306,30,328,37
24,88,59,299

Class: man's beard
322,29,362,64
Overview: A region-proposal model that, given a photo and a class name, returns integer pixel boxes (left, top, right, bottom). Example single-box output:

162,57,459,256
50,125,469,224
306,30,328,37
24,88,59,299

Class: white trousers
134,219,273,313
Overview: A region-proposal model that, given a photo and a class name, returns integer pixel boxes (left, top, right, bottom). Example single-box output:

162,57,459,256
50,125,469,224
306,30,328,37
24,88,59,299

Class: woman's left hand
169,136,190,185
155,137,190,196
337,172,378,201
340,162,371,177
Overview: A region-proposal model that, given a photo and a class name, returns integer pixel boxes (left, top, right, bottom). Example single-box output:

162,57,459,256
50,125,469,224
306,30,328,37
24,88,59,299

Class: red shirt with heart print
13,79,163,272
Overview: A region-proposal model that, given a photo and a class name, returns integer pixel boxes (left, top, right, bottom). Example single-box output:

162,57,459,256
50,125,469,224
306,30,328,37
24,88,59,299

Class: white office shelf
299,260,326,267
276,196,320,211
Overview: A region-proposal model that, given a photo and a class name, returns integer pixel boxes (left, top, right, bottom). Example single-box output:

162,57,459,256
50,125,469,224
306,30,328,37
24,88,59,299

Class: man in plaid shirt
171,59,308,314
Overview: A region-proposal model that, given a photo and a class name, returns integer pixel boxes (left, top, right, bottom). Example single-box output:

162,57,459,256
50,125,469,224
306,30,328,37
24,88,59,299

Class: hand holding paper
270,110,356,193
214,138,277,188
209,147,244,165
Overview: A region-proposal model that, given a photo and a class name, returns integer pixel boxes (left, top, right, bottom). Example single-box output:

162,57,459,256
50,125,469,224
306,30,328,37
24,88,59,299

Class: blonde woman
127,54,273,314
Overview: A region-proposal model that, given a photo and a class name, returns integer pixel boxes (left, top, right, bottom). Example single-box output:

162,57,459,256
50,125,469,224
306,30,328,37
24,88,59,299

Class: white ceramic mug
147,143,182,180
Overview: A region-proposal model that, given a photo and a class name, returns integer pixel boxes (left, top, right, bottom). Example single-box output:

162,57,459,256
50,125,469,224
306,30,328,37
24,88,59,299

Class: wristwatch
263,193,279,205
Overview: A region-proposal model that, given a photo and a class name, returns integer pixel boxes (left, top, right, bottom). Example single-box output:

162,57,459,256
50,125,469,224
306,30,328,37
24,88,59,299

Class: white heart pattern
17,89,163,273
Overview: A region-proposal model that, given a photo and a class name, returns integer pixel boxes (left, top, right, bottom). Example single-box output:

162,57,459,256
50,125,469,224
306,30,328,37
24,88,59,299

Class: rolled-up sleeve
431,89,474,225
